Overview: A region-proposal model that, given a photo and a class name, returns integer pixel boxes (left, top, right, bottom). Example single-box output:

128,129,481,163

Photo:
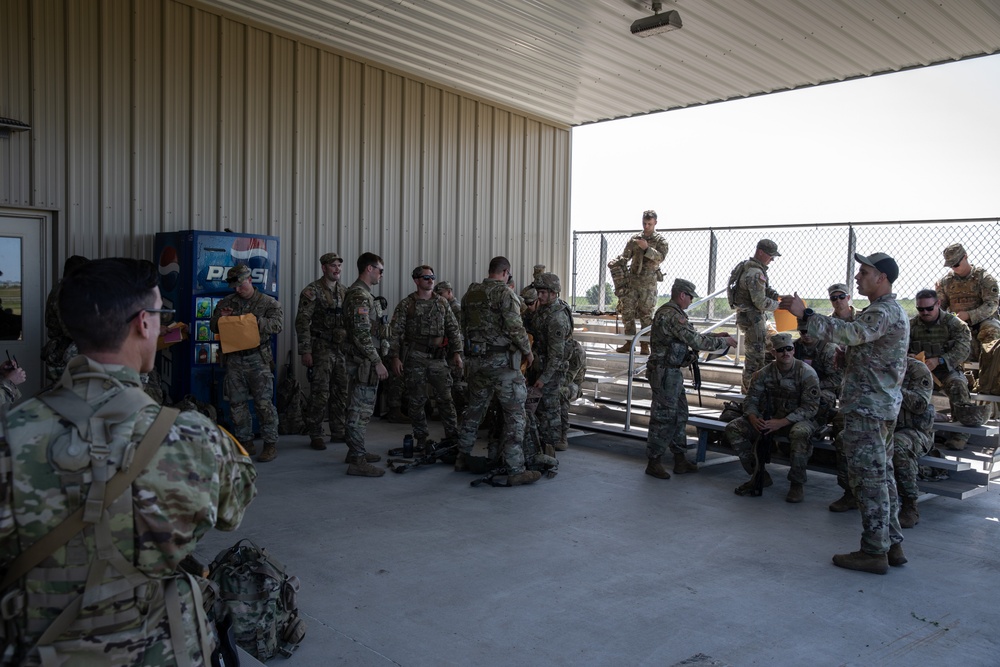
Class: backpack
975,338,1000,397
277,352,307,435
726,260,749,309
207,539,307,661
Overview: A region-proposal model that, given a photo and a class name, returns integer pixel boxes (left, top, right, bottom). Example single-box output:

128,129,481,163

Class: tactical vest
908,315,958,357
760,363,807,419
942,267,991,313
532,301,573,362
0,362,203,665
731,260,768,311
404,295,448,348
462,282,510,353
310,283,345,341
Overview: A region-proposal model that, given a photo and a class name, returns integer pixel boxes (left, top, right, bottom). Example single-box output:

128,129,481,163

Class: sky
571,53,1000,232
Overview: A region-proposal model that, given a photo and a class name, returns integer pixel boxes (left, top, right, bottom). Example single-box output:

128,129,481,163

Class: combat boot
309,437,327,451
454,451,469,472
785,482,804,504
258,442,277,463
345,451,381,463
508,470,541,486
829,490,858,512
887,542,908,567
898,496,920,528
385,406,409,424
734,470,772,496
346,458,385,477
554,438,569,452
615,342,632,354
832,550,888,575
645,457,670,479
240,440,256,456
639,341,650,356
672,453,698,474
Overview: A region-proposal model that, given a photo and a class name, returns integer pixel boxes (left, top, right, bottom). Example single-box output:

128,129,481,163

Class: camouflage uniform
388,293,463,445
936,265,1000,361
724,359,821,485
560,339,587,445
794,335,843,423
41,282,77,383
529,295,573,451
343,279,390,459
0,356,256,666
731,257,780,393
0,376,21,407
909,309,973,445
295,276,348,439
211,289,283,444
612,232,668,337
807,293,908,556
457,278,533,473
893,357,935,502
647,300,731,459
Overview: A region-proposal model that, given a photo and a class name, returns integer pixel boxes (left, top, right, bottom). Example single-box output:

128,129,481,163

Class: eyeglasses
369,265,384,274
418,274,435,281
775,346,794,353
915,305,938,313
126,308,175,324
830,294,848,301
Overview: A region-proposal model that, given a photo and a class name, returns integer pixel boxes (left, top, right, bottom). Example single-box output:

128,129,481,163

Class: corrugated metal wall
0,0,571,364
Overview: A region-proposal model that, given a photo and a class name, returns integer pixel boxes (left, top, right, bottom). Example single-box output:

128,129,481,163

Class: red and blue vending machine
153,230,280,426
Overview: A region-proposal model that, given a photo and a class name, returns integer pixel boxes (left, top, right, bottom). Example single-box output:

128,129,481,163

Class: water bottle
403,434,414,458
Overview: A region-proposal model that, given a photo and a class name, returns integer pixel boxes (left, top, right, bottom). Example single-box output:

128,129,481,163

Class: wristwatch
802,308,815,321
938,357,945,367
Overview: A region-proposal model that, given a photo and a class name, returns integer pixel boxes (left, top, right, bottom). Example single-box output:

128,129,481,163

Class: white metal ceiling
192,0,1000,127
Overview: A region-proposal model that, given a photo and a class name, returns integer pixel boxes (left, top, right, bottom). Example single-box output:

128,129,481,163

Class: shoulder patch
302,288,316,301
356,305,370,316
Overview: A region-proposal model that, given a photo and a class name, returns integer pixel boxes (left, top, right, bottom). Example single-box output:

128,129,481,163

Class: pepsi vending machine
154,230,280,424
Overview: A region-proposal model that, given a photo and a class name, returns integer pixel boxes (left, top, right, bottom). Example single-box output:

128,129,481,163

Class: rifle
387,439,458,473
691,357,703,408
470,458,558,487
748,394,773,496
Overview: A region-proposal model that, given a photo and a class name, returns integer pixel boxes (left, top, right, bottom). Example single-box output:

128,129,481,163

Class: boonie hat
943,243,966,268
854,252,899,283
672,278,700,299
226,264,251,286
757,239,781,257
320,252,342,265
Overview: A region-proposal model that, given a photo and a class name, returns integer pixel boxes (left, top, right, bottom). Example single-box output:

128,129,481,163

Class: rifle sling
2,407,179,590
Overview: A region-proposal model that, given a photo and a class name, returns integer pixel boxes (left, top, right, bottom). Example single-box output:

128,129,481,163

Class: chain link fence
572,217,1000,319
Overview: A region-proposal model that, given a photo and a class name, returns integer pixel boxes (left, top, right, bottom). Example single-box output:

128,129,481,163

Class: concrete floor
197,419,1000,667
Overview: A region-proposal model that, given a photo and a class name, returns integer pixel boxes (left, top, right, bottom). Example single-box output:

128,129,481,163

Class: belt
467,345,511,358
228,348,262,358
408,341,444,354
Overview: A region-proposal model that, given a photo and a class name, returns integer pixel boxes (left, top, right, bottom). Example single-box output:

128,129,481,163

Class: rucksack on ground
277,351,307,435
208,539,306,661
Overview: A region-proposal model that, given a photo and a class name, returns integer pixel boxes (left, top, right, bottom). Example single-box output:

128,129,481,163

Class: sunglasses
915,305,938,313
418,274,435,281
830,294,848,301
126,307,175,324
774,346,794,353
369,265,384,274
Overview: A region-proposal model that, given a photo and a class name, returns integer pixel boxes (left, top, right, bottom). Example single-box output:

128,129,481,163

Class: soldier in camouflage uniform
909,288,984,450
828,283,857,322
454,256,540,486
794,319,842,424
435,280,467,411
342,253,390,477
893,357,935,529
730,239,786,394
528,273,573,453
559,338,587,451
647,279,737,479
295,252,349,451
41,255,89,383
211,264,284,462
0,360,25,407
0,258,256,666
609,210,668,355
786,252,908,575
725,332,821,502
388,265,464,449
936,243,1000,363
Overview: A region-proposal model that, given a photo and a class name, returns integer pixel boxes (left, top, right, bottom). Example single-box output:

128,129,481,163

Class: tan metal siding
1,1,31,207
2,0,571,366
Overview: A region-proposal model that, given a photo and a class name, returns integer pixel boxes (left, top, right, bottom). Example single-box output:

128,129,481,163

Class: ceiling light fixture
630,1,682,37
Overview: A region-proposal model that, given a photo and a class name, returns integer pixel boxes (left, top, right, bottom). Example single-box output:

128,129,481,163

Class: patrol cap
320,252,342,265
943,243,966,267
771,332,794,349
434,281,453,292
642,209,657,220
827,283,849,297
672,278,699,299
520,286,538,304
756,239,781,257
532,272,561,293
226,264,251,286
854,252,899,283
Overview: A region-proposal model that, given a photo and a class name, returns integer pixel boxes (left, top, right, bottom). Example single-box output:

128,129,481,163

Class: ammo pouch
355,358,379,385
646,360,665,389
